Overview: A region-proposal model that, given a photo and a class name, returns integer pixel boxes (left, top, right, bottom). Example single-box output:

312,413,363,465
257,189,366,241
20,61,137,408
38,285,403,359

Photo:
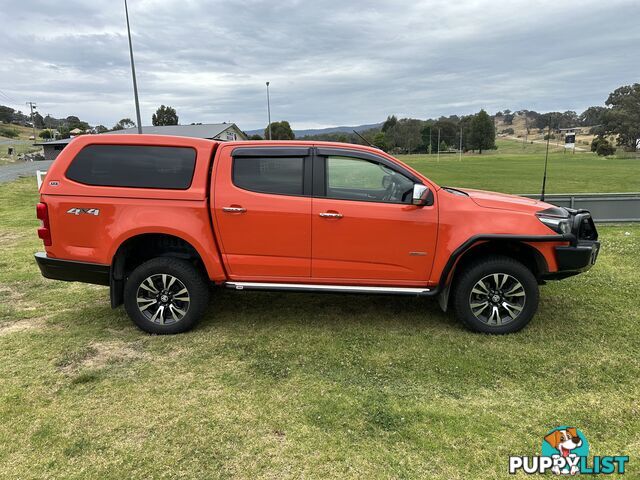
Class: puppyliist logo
509,426,629,475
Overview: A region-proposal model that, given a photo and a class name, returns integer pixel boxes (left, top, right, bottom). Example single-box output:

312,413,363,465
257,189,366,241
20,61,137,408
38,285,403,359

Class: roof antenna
540,119,552,201
353,130,377,149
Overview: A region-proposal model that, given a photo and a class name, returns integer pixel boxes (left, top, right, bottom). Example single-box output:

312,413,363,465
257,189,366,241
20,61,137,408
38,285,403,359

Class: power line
0,89,17,103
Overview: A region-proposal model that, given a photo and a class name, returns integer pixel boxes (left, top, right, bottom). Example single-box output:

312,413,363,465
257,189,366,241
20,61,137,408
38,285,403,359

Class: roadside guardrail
521,193,640,223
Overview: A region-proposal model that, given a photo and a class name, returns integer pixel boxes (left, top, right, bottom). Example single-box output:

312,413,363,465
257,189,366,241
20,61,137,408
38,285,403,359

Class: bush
0,126,19,138
501,128,515,135
39,129,53,139
544,133,556,140
591,136,616,156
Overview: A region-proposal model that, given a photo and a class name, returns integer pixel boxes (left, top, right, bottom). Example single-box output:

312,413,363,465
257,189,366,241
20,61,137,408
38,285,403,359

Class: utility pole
428,126,432,154
266,82,272,140
459,125,463,161
437,128,441,163
124,0,142,134
26,101,37,140
524,114,528,150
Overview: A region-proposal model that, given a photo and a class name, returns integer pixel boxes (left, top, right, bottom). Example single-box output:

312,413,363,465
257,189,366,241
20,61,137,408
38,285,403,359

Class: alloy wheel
468,273,526,326
136,273,190,325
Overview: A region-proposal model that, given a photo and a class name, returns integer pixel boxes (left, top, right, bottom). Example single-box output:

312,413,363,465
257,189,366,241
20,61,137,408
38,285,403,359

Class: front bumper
544,209,600,280
545,241,600,279
35,252,110,286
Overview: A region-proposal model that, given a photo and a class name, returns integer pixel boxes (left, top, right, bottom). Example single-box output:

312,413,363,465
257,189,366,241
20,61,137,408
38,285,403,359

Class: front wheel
124,257,210,334
452,255,539,334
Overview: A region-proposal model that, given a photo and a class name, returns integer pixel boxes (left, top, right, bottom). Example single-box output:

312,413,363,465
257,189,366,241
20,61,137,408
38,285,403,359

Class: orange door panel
312,197,438,282
212,147,311,278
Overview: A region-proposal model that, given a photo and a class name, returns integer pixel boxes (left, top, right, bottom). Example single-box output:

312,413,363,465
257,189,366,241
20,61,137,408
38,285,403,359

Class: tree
603,83,640,151
579,106,606,127
58,126,70,139
381,115,398,133
372,132,387,151
468,109,496,154
433,118,459,150
265,121,294,140
384,118,424,153
591,136,616,156
420,122,435,153
0,105,15,123
38,129,53,139
152,105,179,126
112,118,136,131
248,134,263,140
94,125,109,134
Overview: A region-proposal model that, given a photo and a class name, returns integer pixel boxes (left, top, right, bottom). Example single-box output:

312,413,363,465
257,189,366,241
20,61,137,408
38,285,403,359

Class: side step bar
224,281,432,296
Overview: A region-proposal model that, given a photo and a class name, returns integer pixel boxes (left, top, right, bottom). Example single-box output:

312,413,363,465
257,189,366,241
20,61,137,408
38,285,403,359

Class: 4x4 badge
66,208,100,216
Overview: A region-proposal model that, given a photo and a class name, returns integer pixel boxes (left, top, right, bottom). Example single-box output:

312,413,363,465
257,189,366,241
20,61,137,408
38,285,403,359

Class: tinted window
326,156,414,203
233,157,304,195
66,145,196,189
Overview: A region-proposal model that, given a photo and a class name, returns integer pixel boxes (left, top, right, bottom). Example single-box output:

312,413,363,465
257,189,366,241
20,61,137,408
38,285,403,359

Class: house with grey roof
35,123,247,161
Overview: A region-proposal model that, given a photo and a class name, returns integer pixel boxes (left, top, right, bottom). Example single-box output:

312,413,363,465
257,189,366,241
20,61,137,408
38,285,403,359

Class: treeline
276,83,640,154
298,110,497,154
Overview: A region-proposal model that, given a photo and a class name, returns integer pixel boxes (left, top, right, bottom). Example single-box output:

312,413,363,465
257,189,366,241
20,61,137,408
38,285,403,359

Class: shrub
591,136,616,156
0,126,19,138
501,127,515,135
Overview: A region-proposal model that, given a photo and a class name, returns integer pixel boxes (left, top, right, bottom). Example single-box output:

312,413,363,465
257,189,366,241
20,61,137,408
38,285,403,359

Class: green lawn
398,138,640,194
1,177,639,478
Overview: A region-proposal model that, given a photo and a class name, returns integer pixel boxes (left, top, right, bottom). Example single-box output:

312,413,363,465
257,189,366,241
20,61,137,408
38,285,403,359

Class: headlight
537,215,572,234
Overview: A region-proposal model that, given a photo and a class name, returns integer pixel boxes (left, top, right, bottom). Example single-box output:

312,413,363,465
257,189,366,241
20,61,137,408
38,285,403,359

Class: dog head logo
542,426,589,475
545,428,582,457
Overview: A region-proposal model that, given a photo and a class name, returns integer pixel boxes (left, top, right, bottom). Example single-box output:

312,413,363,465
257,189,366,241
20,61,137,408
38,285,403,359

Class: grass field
1,176,639,478
398,138,640,194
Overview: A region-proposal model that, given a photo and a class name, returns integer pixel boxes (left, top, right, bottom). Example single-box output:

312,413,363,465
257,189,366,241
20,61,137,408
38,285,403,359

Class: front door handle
223,206,247,213
319,212,343,218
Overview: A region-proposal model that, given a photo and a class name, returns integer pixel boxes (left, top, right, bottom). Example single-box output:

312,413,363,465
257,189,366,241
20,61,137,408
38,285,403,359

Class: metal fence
521,193,640,223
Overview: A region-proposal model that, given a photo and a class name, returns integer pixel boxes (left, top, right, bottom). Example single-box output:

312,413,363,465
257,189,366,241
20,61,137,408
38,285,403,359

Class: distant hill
245,122,383,138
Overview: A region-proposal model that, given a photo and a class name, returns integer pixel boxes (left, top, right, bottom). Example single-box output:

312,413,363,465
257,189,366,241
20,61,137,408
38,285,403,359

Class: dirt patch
57,341,148,372
0,231,27,245
0,285,39,312
0,319,42,336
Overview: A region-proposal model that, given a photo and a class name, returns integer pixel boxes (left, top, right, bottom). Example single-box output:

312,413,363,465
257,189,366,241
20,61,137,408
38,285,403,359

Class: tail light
36,202,52,246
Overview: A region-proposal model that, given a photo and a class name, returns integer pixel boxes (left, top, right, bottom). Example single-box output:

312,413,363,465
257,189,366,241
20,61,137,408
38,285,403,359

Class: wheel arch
110,233,209,308
438,238,550,312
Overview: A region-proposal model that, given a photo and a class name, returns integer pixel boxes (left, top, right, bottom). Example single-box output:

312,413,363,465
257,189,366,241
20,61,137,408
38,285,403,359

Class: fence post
36,170,47,190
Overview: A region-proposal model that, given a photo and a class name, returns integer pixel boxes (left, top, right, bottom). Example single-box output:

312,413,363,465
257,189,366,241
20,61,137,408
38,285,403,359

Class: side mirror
412,184,430,206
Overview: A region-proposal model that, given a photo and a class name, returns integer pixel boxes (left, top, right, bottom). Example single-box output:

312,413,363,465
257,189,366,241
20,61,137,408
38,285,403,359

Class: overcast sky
0,0,638,130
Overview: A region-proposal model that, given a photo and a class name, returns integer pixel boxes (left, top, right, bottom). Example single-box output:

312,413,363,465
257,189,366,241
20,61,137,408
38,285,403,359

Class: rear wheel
124,257,209,334
452,255,539,334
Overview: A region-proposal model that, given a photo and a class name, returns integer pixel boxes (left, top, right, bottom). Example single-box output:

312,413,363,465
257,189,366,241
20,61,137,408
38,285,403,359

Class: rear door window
66,145,197,189
232,157,304,195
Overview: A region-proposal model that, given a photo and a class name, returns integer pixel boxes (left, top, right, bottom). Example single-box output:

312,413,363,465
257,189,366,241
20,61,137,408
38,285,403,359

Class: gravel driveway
0,160,53,184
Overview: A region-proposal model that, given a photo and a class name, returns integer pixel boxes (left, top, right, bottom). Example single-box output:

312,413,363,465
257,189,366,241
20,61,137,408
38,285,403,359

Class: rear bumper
544,240,600,280
34,252,110,286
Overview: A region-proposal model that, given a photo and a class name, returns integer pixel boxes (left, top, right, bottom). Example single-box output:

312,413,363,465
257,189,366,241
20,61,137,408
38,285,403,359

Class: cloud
0,0,638,129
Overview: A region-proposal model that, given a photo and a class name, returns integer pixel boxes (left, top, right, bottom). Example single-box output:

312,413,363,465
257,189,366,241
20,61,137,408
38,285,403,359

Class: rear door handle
319,212,343,218
223,207,247,213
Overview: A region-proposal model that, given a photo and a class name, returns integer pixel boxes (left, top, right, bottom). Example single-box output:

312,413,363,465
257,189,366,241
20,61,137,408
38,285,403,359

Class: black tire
452,255,539,334
124,257,210,334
